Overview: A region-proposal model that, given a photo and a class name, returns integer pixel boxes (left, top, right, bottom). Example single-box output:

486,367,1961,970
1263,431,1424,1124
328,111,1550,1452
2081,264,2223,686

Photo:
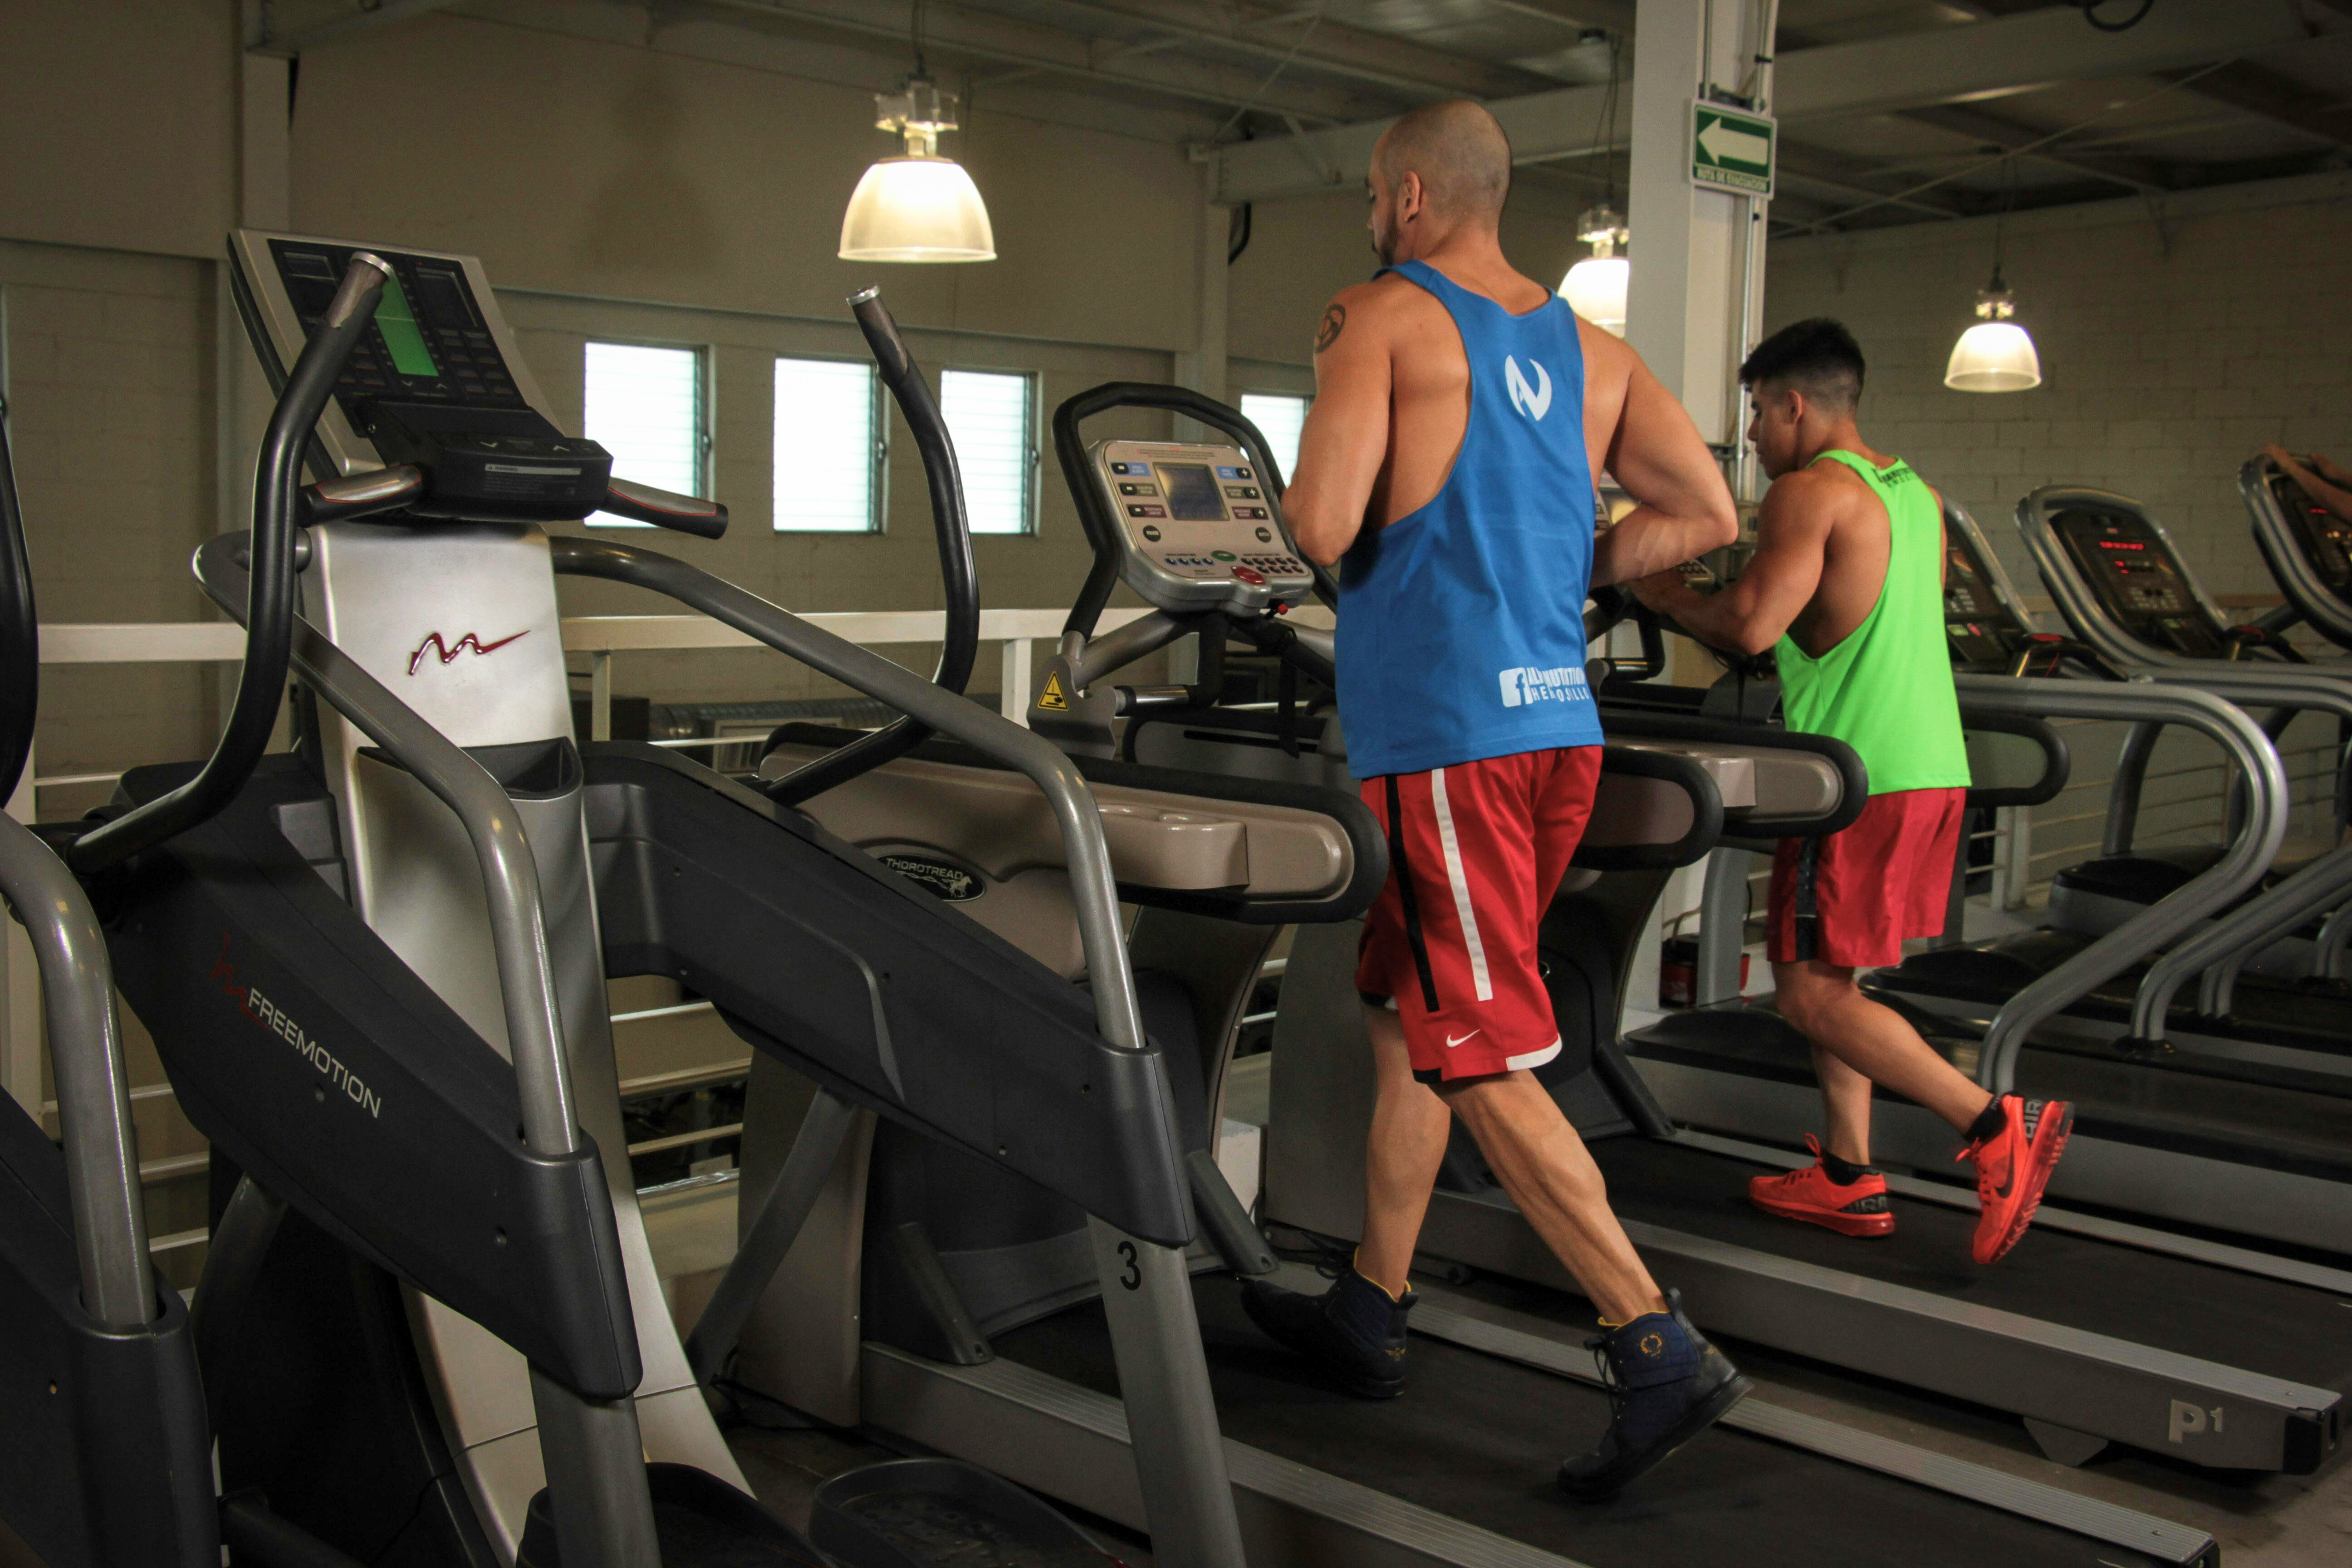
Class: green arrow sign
1693,103,1775,198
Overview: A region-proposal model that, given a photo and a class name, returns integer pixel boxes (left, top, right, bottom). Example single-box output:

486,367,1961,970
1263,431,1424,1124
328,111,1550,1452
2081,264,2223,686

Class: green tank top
1774,451,1970,797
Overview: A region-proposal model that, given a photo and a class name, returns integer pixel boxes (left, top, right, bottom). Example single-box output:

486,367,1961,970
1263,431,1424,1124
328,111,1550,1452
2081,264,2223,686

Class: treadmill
2244,450,2352,653
700,384,2236,1564
1869,500,2352,1082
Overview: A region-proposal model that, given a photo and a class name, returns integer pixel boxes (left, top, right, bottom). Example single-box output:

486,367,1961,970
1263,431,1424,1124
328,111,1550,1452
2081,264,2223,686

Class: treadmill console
229,230,612,519
2269,471,2352,591
2048,505,2226,658
1942,529,2015,671
1087,438,1316,611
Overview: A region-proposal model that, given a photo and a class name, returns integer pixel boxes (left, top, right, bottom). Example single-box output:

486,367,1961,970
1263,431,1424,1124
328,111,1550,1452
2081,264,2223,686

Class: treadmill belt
1591,1138,2352,1393
994,1279,2143,1568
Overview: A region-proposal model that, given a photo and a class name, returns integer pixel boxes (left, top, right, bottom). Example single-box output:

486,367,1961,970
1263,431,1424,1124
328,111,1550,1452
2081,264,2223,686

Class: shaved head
1372,100,1512,226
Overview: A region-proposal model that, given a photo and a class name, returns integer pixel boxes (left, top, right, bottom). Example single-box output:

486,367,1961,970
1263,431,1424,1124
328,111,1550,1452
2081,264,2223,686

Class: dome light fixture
1944,265,2041,392
1560,205,1629,336
839,75,996,264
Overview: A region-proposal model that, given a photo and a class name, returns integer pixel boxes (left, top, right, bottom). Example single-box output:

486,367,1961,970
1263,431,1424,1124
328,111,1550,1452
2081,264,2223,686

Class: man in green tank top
1632,319,2071,1267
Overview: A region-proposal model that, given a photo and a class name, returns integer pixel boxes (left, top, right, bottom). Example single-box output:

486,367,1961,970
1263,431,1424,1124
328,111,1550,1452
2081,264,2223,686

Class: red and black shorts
1768,786,1967,970
1355,747,1603,1084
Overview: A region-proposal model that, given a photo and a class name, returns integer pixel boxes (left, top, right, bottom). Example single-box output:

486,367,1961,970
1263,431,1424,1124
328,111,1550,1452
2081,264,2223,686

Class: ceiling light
1945,265,2041,392
1560,206,1629,336
840,77,996,264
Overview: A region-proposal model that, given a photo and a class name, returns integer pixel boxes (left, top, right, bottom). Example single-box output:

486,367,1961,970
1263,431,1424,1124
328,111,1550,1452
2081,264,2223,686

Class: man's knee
1774,962,1854,1035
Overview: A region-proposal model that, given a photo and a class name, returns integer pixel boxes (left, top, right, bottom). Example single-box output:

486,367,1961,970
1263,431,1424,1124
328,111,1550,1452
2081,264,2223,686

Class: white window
941,369,1036,536
774,357,882,532
1241,392,1310,485
583,341,706,527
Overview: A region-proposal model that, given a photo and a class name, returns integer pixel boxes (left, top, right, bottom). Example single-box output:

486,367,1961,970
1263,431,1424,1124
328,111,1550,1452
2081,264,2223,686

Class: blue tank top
1335,260,1602,778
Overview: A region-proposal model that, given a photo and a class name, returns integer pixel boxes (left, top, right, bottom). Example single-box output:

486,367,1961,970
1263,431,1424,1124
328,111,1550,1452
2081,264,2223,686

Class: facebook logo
1498,665,1591,708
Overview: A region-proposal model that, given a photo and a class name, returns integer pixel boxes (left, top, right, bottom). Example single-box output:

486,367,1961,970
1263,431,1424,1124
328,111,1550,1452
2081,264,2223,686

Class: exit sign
1692,103,1775,198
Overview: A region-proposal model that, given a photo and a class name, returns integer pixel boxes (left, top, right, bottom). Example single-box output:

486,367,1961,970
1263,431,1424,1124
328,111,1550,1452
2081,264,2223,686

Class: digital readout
1155,463,1228,522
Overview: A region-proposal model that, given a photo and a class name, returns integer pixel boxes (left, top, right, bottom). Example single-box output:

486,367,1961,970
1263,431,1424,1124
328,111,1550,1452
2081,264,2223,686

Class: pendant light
1945,160,2038,392
1560,206,1629,335
1558,34,1628,334
839,5,995,264
1944,266,2041,392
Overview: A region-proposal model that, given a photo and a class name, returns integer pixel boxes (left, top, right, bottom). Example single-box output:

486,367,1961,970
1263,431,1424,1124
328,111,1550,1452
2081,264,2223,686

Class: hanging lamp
1560,206,1629,335
1944,265,2041,392
1946,160,2038,392
839,10,995,265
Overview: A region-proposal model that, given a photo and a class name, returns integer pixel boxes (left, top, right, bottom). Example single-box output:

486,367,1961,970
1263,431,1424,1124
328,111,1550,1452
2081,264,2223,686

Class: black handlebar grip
602,477,728,539
848,287,915,384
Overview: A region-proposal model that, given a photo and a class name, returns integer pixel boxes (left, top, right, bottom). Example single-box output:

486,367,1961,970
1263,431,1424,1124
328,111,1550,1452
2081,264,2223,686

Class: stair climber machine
40,232,1252,1568
2243,449,2352,653
709,382,2237,1565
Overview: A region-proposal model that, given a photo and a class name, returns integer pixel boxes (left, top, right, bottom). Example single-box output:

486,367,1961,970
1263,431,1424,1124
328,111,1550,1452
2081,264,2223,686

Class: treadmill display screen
372,274,439,377
2051,508,2194,619
1944,542,1996,621
1156,464,1227,522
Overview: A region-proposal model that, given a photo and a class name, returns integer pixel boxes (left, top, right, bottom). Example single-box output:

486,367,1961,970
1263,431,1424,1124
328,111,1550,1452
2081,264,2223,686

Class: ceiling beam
1216,0,2309,201
2159,59,2352,147
691,0,1377,125
254,0,467,55
1026,0,1545,101
1897,102,2172,195
1482,0,1638,34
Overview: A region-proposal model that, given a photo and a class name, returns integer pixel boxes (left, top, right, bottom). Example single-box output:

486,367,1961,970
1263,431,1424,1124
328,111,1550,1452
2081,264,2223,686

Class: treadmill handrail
0,818,153,1330
2241,454,2352,649
1955,673,2287,1092
2179,845,2352,1024
193,535,589,1163
1597,708,1871,839
549,535,1152,1055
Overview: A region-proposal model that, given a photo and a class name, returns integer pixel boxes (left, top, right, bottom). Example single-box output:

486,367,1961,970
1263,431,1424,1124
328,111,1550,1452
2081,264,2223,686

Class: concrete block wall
1762,172,2352,599
0,241,224,810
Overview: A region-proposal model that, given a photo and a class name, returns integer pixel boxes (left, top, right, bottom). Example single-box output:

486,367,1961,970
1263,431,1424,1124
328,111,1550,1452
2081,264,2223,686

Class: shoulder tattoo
1315,304,1347,354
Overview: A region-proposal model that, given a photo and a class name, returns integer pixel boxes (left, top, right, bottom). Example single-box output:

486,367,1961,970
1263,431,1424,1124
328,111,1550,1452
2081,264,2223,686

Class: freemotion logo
1498,665,1591,708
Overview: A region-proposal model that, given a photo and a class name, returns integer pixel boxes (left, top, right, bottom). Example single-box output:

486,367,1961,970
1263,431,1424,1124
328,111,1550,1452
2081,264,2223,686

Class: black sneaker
1557,1289,1750,1500
1240,1265,1415,1399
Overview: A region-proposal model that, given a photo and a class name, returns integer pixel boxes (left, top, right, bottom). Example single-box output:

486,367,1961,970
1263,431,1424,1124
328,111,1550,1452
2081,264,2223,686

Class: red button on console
1232,566,1266,585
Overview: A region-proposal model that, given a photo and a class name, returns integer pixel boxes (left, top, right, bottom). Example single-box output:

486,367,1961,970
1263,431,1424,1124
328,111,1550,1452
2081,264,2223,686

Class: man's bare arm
2268,444,2352,527
1285,290,1393,567
1632,470,1837,657
1590,353,1740,586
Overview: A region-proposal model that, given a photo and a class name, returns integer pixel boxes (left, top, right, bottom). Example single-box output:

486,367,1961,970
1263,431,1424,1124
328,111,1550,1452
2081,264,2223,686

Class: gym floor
644,1049,2352,1568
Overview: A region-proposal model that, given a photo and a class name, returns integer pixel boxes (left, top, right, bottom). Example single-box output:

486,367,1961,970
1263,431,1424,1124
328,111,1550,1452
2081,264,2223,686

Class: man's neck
1396,228,1545,308
1798,422,1886,470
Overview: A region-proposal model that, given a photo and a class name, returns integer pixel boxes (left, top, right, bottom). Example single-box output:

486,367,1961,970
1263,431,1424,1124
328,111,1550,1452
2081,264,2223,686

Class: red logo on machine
407,628,529,676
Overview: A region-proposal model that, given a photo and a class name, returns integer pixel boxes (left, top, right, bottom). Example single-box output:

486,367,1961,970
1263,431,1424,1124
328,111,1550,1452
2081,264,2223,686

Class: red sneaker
1747,1136,1895,1238
1961,1095,2073,1264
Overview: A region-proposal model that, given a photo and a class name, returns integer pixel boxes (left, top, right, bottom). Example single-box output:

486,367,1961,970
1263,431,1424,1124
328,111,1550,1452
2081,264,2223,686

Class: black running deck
1591,1137,2352,1396
993,1279,2169,1568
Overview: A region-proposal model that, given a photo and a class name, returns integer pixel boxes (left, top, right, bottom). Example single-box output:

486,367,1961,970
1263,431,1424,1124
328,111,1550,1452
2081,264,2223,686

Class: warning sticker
1038,673,1072,711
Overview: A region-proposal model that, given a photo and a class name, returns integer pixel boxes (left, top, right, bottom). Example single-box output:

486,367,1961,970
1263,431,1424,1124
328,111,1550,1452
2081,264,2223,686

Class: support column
1626,0,1775,460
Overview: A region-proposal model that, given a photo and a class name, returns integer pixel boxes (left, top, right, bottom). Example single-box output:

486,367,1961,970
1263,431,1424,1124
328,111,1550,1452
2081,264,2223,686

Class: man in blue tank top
1237,98,1745,1499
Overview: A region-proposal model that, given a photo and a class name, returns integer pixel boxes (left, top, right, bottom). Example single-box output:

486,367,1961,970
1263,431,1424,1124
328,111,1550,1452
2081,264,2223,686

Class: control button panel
2274,473,2352,590
2049,505,2224,655
1090,437,1315,612
269,239,528,428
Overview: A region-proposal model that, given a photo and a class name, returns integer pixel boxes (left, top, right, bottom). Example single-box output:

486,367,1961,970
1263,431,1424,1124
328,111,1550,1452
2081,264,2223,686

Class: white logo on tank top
1504,356,1553,421
1498,665,1589,708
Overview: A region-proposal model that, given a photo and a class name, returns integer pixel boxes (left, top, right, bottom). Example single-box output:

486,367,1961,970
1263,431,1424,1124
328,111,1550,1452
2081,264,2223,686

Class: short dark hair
1740,317,1865,413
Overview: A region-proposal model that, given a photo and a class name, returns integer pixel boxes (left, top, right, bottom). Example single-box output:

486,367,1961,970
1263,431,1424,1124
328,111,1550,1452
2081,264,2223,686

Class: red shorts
1768,787,1967,970
1355,747,1602,1083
